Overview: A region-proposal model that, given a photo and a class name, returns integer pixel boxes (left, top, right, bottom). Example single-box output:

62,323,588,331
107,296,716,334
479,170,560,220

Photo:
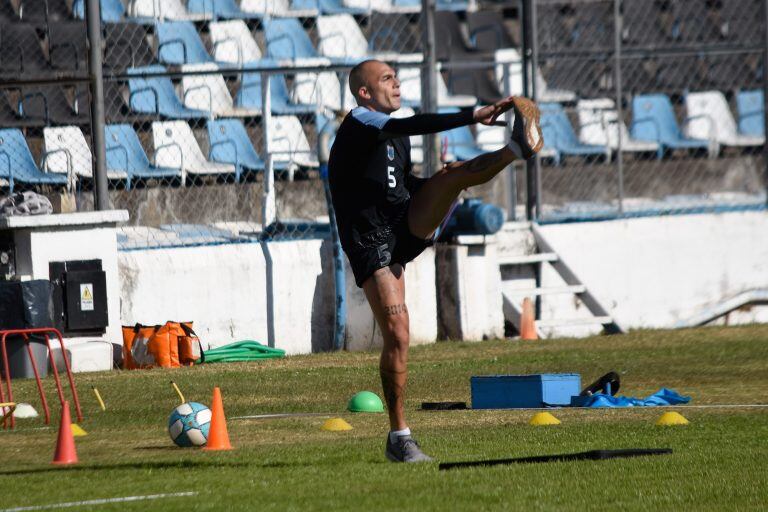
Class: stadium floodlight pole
613,0,625,215
85,0,109,211
763,0,768,206
421,0,440,176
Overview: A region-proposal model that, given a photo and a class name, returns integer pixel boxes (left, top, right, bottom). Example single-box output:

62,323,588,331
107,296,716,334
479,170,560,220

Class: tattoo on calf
380,368,407,411
384,303,408,316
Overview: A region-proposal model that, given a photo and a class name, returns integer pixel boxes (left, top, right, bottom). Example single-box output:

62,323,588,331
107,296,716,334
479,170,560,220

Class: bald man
328,60,543,462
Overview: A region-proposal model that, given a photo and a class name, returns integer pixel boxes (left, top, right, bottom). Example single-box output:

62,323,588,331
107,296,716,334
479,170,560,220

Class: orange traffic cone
203,387,233,451
52,401,78,465
520,297,538,340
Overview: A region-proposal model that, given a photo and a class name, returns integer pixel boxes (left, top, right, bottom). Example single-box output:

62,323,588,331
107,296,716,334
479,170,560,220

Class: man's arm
379,110,475,139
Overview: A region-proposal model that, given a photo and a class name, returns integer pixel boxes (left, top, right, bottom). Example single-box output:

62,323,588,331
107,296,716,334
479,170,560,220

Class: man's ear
358,86,371,100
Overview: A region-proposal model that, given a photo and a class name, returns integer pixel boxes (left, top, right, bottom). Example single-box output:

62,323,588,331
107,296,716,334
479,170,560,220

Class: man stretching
328,60,543,462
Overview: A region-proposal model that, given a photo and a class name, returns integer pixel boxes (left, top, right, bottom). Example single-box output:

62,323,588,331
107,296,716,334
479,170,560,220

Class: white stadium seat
240,0,318,17
685,90,765,148
128,0,209,21
209,20,263,65
269,115,319,170
494,48,576,103
181,63,262,117
391,107,423,163
577,98,659,153
152,121,236,184
43,126,127,182
398,67,477,108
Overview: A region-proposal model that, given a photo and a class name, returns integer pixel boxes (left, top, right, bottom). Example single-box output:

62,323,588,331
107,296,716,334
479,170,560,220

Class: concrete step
498,252,558,265
503,285,587,297
536,316,614,328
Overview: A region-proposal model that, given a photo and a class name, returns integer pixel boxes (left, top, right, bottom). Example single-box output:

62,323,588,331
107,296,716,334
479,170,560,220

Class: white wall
119,240,436,355
538,211,768,331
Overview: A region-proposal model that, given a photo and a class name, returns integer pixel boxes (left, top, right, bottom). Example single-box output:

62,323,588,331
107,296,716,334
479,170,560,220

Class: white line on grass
0,492,198,511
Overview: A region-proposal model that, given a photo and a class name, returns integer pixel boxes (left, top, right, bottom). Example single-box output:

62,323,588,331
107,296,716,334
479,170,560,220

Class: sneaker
385,434,434,463
510,96,544,159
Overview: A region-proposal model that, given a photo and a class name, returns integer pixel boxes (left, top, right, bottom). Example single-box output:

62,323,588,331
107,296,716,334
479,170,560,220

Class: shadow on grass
0,460,252,477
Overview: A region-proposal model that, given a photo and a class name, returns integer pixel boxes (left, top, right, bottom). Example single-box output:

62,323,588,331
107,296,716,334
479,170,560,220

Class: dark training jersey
328,106,475,253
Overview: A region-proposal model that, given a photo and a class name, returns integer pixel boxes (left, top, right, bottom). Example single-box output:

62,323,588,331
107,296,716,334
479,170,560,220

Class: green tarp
197,341,285,364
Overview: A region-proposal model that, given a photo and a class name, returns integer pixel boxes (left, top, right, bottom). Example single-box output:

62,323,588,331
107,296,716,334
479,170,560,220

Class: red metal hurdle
0,328,82,429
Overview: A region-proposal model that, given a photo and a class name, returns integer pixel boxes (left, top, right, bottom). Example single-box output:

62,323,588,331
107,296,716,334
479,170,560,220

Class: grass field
1,325,767,511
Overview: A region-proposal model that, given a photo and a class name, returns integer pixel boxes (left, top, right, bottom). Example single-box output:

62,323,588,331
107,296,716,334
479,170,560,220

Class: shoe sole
512,97,544,156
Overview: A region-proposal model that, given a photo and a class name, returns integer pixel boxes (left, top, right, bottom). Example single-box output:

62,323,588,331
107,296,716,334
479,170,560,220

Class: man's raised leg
408,96,543,240
362,265,432,462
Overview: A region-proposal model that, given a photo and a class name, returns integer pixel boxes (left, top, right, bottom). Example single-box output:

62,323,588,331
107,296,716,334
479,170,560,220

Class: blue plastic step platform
471,374,581,409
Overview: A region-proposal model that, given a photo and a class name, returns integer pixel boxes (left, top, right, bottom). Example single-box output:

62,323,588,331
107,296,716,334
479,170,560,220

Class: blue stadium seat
630,94,711,158
207,119,275,181
236,72,317,115
737,90,764,138
540,102,609,165
292,0,368,15
127,65,209,119
73,0,125,22
156,21,213,65
187,0,263,20
104,124,182,189
262,18,319,61
438,109,484,161
0,129,68,192
393,0,469,12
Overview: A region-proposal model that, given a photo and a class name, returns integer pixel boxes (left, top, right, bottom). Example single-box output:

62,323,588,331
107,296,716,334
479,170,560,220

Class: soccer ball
168,402,211,447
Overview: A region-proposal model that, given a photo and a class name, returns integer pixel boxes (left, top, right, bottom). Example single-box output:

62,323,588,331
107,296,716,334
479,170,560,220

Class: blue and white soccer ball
168,402,211,447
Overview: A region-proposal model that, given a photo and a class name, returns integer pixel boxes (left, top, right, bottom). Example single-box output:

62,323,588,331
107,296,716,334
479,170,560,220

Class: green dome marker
347,391,385,413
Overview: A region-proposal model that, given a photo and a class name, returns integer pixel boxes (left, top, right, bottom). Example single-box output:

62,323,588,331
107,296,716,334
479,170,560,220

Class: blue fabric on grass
581,388,690,408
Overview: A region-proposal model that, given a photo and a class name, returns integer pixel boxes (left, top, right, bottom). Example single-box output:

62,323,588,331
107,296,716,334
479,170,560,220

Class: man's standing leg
362,265,433,462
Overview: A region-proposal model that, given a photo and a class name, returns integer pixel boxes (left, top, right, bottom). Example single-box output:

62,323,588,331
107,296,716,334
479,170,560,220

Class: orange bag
122,322,202,369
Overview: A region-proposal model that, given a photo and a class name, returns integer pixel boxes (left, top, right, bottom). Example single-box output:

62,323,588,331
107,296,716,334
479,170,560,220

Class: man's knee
383,315,410,351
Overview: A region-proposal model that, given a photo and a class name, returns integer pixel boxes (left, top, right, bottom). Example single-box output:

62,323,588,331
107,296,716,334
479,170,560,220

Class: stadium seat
105,124,182,188
207,119,281,181
475,122,558,160
398,67,476,108
128,65,209,119
187,0,263,20
181,63,262,117
390,107,423,163
316,14,370,61
434,11,492,62
269,115,318,170
17,0,71,22
0,0,18,22
0,128,68,192
577,98,659,155
157,21,214,65
540,102,610,165
466,9,517,52
391,0,466,12
128,0,209,21
48,21,87,72
630,94,715,158
0,22,50,78
494,48,576,103
736,89,764,138
44,126,129,184
152,120,237,184
104,23,155,72
240,0,319,17
18,85,87,125
236,72,316,115
440,119,485,162
209,20,262,65
569,1,613,48
685,91,764,148
73,0,126,22
0,91,38,128
367,12,422,57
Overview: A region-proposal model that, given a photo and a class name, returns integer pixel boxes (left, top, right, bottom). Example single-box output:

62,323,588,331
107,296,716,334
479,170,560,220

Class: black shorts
344,209,433,288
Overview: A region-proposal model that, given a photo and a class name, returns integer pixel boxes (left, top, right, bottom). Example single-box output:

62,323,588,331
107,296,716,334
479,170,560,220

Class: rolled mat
197,341,285,363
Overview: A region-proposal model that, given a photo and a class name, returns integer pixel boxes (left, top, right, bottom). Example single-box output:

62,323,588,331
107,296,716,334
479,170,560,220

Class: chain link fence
0,4,94,213
533,0,768,222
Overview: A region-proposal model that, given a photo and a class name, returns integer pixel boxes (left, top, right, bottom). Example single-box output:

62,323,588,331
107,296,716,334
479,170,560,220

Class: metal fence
1,0,766,246
529,0,768,222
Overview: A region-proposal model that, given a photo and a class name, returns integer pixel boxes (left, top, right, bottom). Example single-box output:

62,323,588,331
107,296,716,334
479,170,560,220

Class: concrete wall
537,210,768,331
119,240,437,355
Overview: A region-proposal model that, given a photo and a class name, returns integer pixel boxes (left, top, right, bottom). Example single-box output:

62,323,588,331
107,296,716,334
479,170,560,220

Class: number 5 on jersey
387,166,396,188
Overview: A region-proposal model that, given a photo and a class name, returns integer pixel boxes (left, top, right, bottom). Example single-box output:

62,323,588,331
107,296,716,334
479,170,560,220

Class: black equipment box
49,259,108,336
